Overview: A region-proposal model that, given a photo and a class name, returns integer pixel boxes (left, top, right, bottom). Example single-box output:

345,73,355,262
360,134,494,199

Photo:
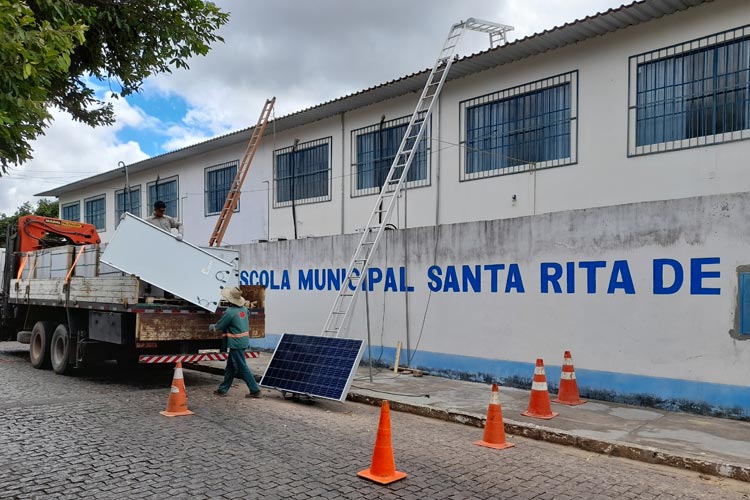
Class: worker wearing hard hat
145,200,184,240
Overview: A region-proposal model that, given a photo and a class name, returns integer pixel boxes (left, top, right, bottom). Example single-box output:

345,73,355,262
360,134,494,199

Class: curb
186,364,750,483
346,393,750,483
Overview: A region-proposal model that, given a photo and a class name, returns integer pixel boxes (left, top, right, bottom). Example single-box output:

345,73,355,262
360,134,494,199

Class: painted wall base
251,333,750,420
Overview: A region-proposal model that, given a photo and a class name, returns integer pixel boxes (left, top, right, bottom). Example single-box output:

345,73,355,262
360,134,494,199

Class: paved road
2,342,750,500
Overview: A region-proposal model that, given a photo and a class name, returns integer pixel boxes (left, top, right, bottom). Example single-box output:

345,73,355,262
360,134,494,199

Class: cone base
473,440,515,450
160,409,194,417
357,469,407,484
553,398,586,406
521,410,558,419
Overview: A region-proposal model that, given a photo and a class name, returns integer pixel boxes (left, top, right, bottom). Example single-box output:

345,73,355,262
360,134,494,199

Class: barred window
147,177,179,218
84,195,106,232
629,26,750,155
115,186,140,226
61,202,80,222
274,138,331,207
460,71,577,180
205,161,238,216
351,114,430,197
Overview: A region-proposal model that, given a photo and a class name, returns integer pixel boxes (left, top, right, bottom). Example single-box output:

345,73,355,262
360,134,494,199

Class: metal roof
38,0,709,197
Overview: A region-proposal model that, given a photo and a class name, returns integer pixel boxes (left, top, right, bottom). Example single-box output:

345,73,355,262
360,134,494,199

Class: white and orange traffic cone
522,359,558,420
553,351,586,406
474,383,514,450
160,361,194,417
358,401,407,485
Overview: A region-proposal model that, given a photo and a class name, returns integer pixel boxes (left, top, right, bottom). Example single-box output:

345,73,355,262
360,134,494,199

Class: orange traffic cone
160,361,194,417
358,401,407,485
553,351,586,406
522,359,558,420
474,383,515,450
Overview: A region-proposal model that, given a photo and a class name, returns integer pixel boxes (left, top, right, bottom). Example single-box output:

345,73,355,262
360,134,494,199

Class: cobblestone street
2,343,750,500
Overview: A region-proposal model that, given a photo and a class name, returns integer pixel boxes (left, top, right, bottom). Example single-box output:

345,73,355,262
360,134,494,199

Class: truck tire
16,330,32,344
29,321,55,369
50,324,73,375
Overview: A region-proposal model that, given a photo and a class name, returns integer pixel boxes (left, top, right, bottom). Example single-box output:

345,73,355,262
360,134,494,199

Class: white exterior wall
58,140,270,245
241,192,750,416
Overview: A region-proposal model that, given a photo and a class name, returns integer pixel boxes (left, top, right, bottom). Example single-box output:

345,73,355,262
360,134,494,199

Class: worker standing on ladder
146,200,184,240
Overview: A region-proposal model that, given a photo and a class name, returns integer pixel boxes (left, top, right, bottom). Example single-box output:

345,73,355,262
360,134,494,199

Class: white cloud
0,102,148,214
2,0,625,215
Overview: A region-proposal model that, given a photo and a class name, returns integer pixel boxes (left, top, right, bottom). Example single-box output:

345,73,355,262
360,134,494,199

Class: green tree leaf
0,0,229,175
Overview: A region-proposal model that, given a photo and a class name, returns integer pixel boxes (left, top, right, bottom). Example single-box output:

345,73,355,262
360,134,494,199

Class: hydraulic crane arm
16,215,101,253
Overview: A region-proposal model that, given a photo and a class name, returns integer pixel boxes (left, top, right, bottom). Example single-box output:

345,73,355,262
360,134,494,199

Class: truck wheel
16,330,32,344
29,321,55,369
51,324,73,375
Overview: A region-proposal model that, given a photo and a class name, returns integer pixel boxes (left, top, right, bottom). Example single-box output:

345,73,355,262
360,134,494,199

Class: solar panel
260,334,365,402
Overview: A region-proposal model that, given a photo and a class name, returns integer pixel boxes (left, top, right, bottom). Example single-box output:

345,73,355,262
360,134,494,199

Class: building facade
41,0,750,417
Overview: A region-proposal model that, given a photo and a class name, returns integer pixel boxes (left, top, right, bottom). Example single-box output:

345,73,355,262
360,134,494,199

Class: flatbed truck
0,215,264,373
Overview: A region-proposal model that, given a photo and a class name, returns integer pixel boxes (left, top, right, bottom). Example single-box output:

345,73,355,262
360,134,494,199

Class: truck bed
9,276,140,310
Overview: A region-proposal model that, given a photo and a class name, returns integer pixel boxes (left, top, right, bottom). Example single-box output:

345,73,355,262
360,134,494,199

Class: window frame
627,25,750,157
83,194,106,232
273,137,332,208
61,201,80,222
459,70,578,181
115,185,141,226
146,176,180,219
204,160,240,217
350,113,432,198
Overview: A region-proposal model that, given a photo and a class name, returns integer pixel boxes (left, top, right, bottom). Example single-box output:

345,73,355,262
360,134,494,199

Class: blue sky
0,0,625,215
117,93,191,157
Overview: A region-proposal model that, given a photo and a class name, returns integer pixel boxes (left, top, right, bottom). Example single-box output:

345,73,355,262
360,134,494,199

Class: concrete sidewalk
192,352,750,483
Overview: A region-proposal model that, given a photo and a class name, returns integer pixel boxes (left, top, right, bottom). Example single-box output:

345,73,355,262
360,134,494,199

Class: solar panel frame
260,334,365,402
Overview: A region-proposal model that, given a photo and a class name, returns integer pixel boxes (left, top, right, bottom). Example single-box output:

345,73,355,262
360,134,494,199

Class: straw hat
221,287,245,307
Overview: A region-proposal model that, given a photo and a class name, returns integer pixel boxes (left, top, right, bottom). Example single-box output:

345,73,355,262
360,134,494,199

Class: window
629,26,750,155
350,114,430,197
115,186,141,226
460,71,577,180
274,138,331,207
740,272,750,336
205,161,238,216
84,195,106,232
147,177,179,218
61,202,80,222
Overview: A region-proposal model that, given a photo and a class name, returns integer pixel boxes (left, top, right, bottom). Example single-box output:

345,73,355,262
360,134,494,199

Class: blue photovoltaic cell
260,334,365,401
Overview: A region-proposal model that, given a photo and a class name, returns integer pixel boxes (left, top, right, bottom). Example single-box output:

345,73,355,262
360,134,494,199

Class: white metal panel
100,213,233,312
200,246,240,288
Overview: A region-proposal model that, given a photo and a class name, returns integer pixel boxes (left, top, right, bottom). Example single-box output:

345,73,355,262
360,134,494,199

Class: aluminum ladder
321,19,513,337
208,97,276,247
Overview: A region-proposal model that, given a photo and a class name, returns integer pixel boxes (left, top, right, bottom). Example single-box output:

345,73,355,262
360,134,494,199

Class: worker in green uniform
210,287,262,398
